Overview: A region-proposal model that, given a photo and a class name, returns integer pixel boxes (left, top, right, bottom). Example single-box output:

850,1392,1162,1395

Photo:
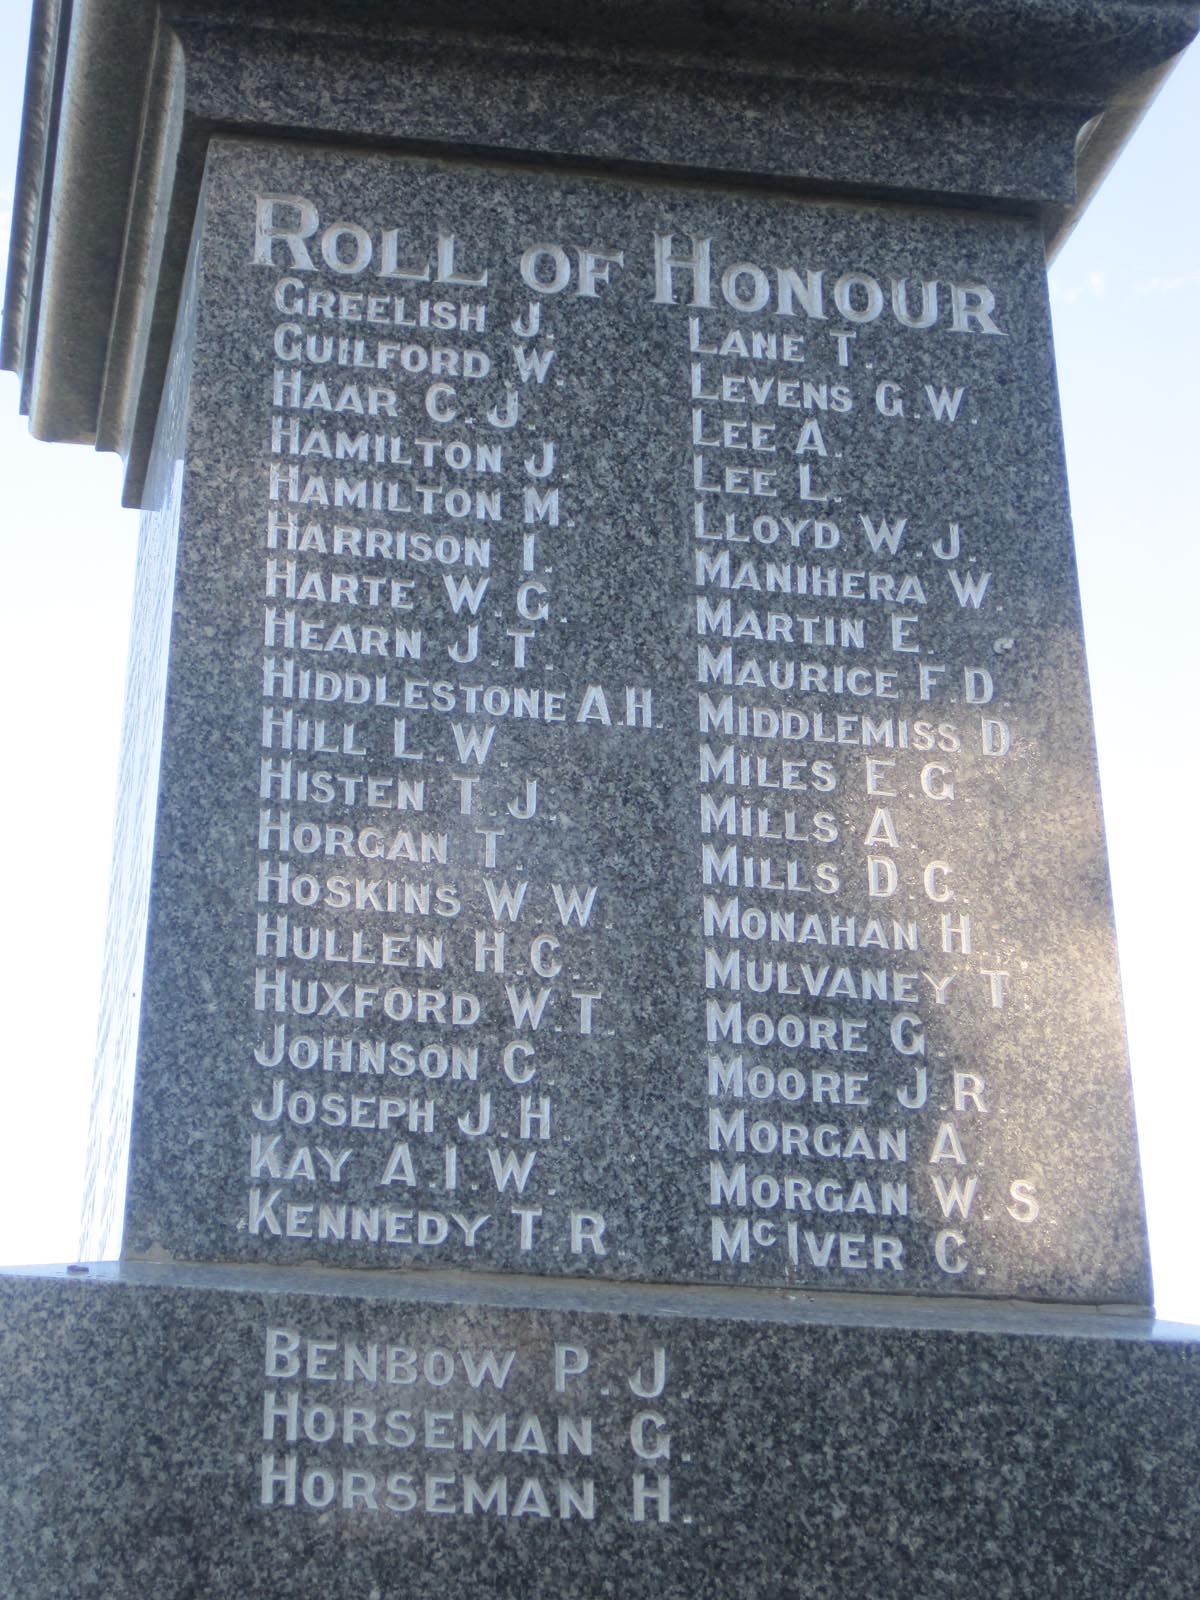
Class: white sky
0,8,1196,1321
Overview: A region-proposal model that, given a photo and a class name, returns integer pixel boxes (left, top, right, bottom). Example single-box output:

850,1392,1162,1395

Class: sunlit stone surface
2,3,1197,1594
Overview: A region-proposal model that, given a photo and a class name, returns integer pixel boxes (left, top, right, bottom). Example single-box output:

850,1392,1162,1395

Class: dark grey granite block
92,138,1148,1303
4,6,1198,1596
1,1264,1197,1599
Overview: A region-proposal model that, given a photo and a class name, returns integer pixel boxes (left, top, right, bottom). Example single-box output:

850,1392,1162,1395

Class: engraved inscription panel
122,140,1147,1301
259,1321,678,1527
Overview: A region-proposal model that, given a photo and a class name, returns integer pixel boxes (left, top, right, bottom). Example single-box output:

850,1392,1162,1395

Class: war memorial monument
2,1,1198,1594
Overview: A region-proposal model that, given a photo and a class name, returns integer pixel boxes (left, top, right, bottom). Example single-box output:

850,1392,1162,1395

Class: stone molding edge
159,0,1200,97
4,1261,1196,1343
1045,46,1191,255
3,0,1197,507
1,0,66,398
10,0,161,449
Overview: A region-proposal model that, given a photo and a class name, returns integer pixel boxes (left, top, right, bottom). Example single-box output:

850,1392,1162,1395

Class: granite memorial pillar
2,2,1198,1594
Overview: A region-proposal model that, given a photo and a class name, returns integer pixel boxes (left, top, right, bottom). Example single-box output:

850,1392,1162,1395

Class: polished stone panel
105,139,1149,1303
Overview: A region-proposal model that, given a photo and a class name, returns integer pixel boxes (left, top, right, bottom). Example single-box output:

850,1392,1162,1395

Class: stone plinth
2,1265,1199,1599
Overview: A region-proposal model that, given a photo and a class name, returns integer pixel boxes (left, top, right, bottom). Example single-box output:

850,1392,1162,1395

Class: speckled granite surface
1,1265,1197,1600
6,6,1199,1595
101,140,1152,1305
8,5,1196,492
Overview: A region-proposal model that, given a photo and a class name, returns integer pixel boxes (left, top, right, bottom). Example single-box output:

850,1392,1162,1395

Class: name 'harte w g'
252,195,1005,335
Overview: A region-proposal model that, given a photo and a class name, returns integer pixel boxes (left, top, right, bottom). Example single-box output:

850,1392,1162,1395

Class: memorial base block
1,1264,1197,1599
